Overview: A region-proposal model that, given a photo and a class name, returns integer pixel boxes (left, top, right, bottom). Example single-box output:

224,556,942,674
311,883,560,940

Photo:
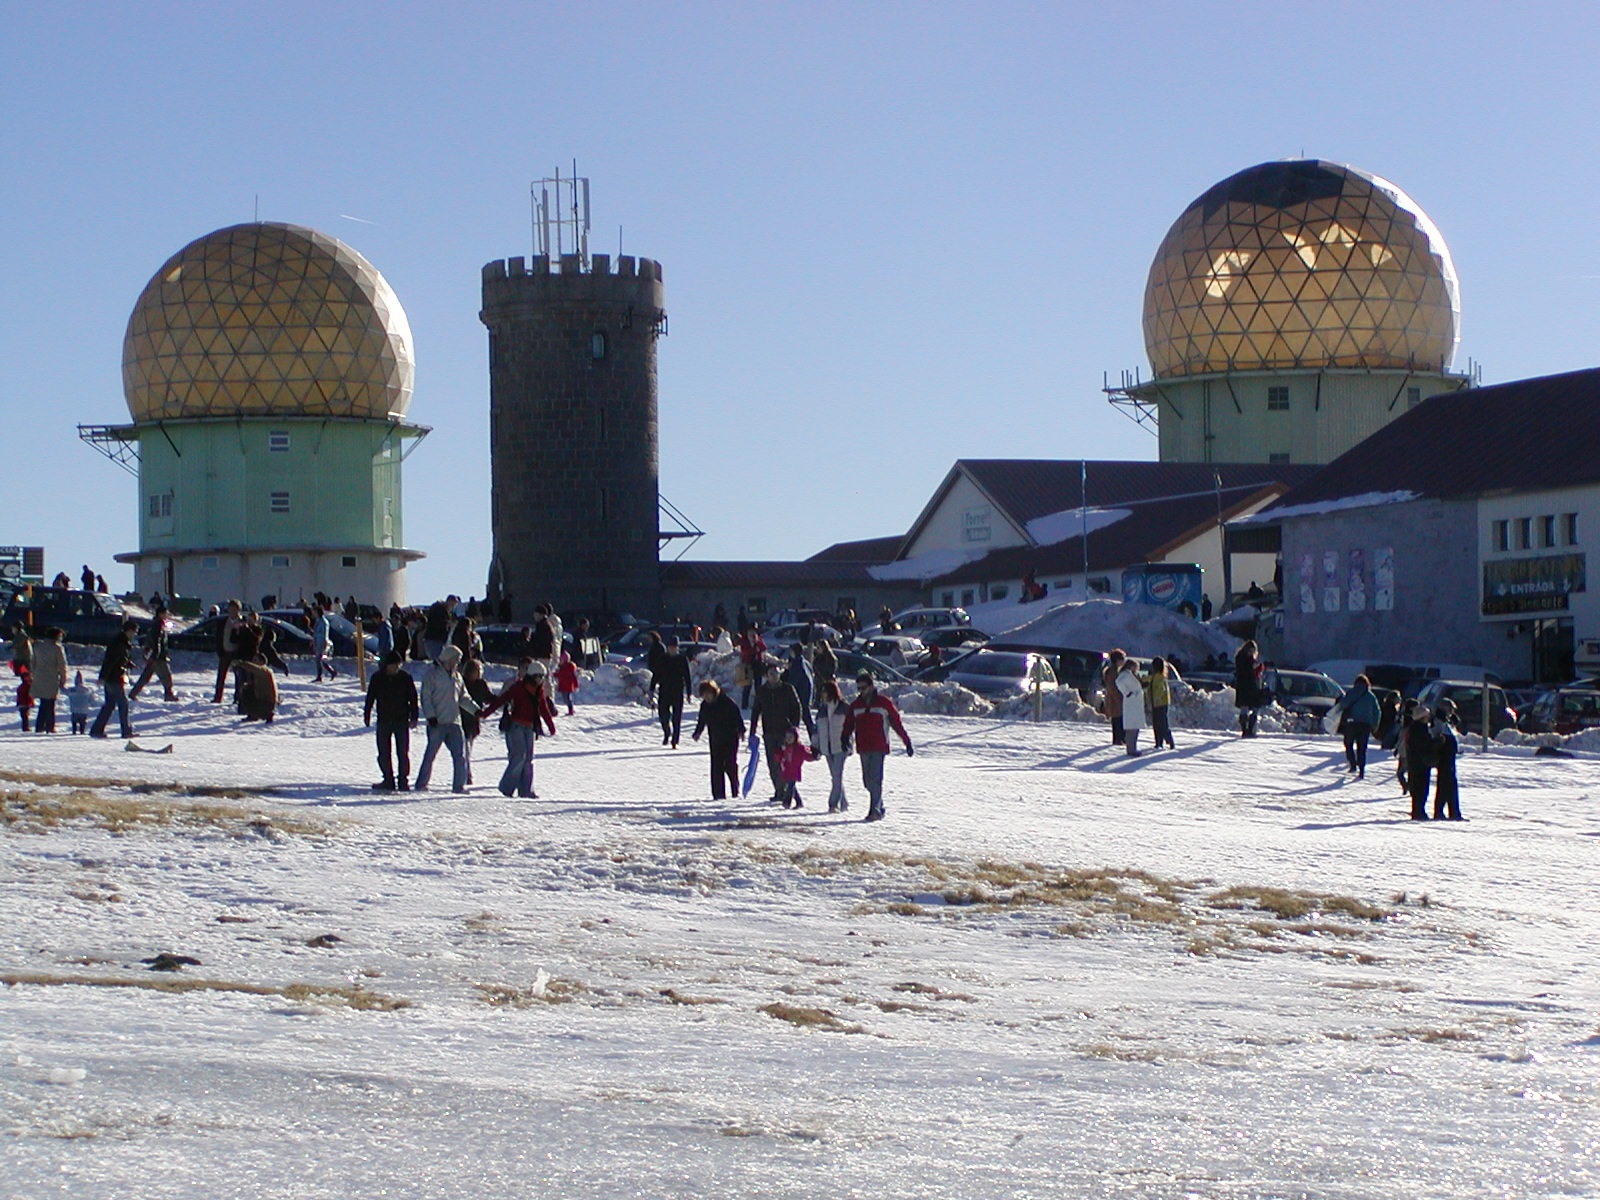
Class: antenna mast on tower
532,163,590,269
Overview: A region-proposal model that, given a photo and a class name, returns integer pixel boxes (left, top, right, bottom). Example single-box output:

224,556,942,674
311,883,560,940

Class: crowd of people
4,584,1477,824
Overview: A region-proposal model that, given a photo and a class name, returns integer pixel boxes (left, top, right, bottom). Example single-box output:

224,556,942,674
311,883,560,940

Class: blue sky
4,2,1597,604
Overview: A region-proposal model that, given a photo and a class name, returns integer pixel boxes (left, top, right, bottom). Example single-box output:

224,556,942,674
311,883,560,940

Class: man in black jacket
90,620,140,740
654,638,694,748
749,663,802,803
364,652,420,791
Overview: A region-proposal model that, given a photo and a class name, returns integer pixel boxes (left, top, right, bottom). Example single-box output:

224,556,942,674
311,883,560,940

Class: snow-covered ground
4,657,1599,1199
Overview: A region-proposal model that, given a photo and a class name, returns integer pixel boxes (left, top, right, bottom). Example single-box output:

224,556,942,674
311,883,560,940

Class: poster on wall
1374,547,1394,610
1322,550,1342,613
1299,552,1316,613
1347,548,1367,612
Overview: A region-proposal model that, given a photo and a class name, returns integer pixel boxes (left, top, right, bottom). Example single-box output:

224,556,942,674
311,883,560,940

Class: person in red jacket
554,651,580,715
480,658,558,798
841,670,913,822
737,626,767,709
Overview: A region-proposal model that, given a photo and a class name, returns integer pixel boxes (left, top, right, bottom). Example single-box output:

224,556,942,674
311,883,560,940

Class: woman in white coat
1115,659,1147,758
813,678,853,813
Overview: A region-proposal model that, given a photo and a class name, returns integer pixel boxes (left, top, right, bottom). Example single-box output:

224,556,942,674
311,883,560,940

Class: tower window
599,487,609,522
488,332,499,369
1407,387,1423,407
147,493,172,518
591,331,608,360
270,492,291,514
341,555,357,568
268,430,291,452
1266,386,1290,411
270,555,291,569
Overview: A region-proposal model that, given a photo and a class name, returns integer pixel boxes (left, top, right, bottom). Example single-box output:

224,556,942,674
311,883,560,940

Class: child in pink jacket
775,725,818,810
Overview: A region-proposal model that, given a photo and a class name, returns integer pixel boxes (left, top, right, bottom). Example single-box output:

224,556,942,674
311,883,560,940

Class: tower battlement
481,255,665,310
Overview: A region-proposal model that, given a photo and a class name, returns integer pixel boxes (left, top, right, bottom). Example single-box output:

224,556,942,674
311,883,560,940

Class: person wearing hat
414,644,470,793
481,657,558,798
654,636,694,748
842,670,913,822
364,651,419,791
1403,704,1439,820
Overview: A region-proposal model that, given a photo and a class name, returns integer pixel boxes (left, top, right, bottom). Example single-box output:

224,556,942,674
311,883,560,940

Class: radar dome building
1112,159,1471,465
85,222,428,608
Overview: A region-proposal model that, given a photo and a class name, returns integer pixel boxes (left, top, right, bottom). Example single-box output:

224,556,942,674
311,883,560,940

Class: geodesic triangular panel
122,222,415,422
1142,161,1459,377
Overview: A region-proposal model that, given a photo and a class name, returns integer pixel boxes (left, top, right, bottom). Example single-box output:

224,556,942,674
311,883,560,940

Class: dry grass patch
659,987,728,1006
891,981,978,1002
1,969,408,1010
474,978,586,1007
1207,885,1391,923
759,1002,866,1034
1,785,325,838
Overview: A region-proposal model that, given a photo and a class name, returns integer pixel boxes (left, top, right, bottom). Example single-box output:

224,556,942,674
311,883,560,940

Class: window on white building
1540,514,1557,548
1516,517,1532,549
1564,513,1580,545
270,555,291,569
1266,386,1290,411
341,555,357,568
1492,520,1509,552
270,492,291,514
268,431,290,452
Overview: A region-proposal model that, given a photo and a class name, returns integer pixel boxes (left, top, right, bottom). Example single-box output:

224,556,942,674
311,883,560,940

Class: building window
1266,386,1290,411
270,492,291,514
1407,387,1422,408
147,493,172,518
270,555,291,569
1492,520,1509,552
598,405,608,442
268,431,290,452
835,597,856,616
940,592,955,607
488,332,498,369
341,555,357,568
1540,514,1557,548
1564,512,1580,545
746,597,767,615
990,584,1009,600
1088,577,1111,594
1515,517,1532,550
591,331,608,360
599,487,609,522
1268,452,1291,464
200,556,219,570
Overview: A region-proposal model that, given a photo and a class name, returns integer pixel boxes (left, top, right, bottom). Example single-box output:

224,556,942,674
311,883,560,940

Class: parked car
832,651,915,687
857,606,972,640
764,621,843,650
977,642,1106,700
767,607,834,630
920,626,991,654
1412,680,1518,736
944,649,1059,699
1515,687,1600,735
259,608,377,655
168,614,314,655
1180,669,1233,693
1,587,152,646
1264,668,1345,721
605,623,705,665
858,635,926,666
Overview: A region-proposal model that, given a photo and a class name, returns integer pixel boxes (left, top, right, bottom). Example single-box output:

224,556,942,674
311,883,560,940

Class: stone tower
480,250,665,620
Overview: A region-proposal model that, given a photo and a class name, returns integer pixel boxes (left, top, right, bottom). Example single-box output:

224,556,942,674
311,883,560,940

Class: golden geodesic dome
123,222,414,422
1142,160,1459,378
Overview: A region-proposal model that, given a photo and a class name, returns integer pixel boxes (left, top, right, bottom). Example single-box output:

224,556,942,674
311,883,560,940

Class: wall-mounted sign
0,546,44,584
1482,553,1587,616
962,506,992,544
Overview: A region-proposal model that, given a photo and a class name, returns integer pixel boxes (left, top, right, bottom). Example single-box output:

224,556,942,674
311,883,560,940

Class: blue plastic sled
742,735,762,798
